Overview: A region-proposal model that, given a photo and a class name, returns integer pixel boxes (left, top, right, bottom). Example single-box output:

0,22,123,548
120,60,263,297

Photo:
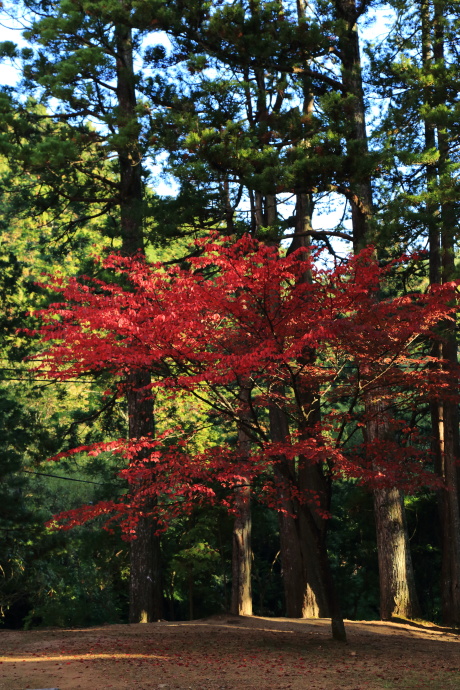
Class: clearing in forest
0,615,459,689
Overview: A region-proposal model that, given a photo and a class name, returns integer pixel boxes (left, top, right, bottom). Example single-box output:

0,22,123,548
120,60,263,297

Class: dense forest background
0,0,459,635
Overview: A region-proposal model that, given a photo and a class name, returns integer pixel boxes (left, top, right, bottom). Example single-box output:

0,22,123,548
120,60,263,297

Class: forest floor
0,614,459,690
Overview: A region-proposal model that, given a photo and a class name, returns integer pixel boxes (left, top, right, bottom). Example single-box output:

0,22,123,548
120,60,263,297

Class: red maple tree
29,236,458,535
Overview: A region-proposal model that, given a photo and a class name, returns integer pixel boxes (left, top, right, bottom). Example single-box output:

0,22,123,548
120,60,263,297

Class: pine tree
2,0,167,622
368,0,460,624
331,0,420,621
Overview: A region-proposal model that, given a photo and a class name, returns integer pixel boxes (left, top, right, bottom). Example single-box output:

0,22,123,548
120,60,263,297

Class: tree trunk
268,402,344,634
116,24,163,622
283,21,342,622
284,179,346,638
373,488,420,619
129,511,163,623
270,410,345,640
290,189,330,617
437,211,460,626
335,0,420,620
126,369,163,623
433,401,460,624
231,387,253,616
436,3,460,625
334,0,374,253
422,0,460,625
265,189,320,618
249,50,344,635
231,482,252,615
365,391,420,620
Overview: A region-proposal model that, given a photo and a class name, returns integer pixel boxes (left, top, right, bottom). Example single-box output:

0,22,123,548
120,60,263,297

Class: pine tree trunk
434,151,460,627
365,393,421,620
250,51,344,635
299,496,346,641
422,0,460,625
335,0,420,620
265,190,325,619
277,505,310,616
373,488,420,619
252,142,325,618
116,24,163,622
433,401,460,624
231,482,252,615
129,512,163,622
438,215,460,626
231,386,253,616
290,190,328,615
126,369,163,623
334,0,374,252
269,402,343,633
288,188,345,638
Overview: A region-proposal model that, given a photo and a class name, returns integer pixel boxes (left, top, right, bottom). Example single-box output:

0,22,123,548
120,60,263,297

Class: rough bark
437,218,460,626
231,386,253,616
129,507,163,623
365,393,421,620
126,368,163,623
335,0,420,620
373,488,420,620
247,40,345,636
265,185,327,620
266,187,324,619
247,78,321,617
231,482,253,616
269,402,318,617
422,0,460,626
268,366,346,640
433,400,460,625
334,0,374,253
288,196,331,619
116,23,163,622
116,23,144,256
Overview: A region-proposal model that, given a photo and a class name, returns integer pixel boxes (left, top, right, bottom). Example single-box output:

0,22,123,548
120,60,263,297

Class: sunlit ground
0,617,459,690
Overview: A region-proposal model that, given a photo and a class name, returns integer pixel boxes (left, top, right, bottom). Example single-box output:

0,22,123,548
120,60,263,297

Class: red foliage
30,235,459,535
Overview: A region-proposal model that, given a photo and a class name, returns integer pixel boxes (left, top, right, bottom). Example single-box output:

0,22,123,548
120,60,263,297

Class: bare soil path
0,615,459,690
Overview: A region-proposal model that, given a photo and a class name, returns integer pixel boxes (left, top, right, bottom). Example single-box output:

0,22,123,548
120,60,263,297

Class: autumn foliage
30,236,459,536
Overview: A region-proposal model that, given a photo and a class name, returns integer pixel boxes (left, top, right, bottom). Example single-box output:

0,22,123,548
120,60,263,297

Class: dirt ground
0,615,459,690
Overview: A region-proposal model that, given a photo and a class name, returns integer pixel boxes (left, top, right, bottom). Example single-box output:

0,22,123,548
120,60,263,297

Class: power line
21,469,117,486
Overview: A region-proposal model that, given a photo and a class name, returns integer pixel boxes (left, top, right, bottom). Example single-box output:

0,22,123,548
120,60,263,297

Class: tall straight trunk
231,385,253,616
334,0,374,253
269,407,330,616
436,8,460,626
367,399,420,620
335,0,420,620
259,29,332,619
289,192,333,619
269,401,322,616
248,67,318,617
126,370,163,623
223,179,253,615
269,402,346,640
248,42,345,635
373,488,420,619
437,227,460,625
298,487,346,641
116,23,163,622
231,482,252,616
264,179,324,619
295,257,346,638
263,187,316,617
280,8,346,633
433,400,460,624
422,0,460,625
266,190,345,639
